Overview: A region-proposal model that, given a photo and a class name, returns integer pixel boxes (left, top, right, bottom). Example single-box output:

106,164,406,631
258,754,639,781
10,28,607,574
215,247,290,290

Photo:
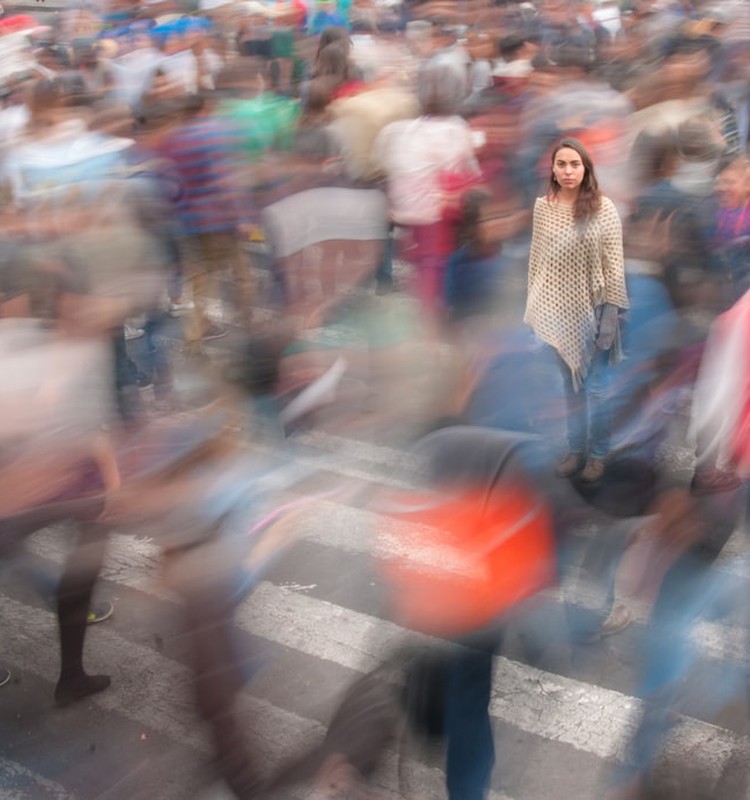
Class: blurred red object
378,484,555,637
0,14,39,33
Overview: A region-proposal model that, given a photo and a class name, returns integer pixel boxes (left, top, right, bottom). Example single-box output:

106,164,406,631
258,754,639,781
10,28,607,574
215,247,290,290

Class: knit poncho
524,196,628,388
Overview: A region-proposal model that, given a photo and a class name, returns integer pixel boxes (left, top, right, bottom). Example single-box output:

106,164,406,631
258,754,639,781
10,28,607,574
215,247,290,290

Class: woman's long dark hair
547,137,602,224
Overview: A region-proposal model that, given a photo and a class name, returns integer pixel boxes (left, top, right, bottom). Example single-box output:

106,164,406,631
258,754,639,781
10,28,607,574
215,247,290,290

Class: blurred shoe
580,458,606,483
0,666,10,687
202,324,228,342
136,372,153,389
556,452,584,478
55,673,111,707
87,600,114,625
585,605,632,643
124,324,144,341
168,300,194,317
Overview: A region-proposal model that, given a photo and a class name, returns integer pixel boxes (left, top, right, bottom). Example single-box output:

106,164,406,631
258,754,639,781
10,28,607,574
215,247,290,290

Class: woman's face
552,146,586,191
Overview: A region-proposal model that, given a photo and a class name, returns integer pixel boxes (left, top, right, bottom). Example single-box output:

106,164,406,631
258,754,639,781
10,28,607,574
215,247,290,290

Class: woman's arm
527,199,543,294
600,199,629,309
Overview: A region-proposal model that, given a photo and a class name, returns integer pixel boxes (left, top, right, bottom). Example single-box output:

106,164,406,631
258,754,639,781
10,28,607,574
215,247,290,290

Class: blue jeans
559,348,612,459
613,487,742,786
443,641,496,800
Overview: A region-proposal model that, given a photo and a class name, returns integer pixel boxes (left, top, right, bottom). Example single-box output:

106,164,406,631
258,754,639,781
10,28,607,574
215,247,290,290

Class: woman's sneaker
556,453,584,478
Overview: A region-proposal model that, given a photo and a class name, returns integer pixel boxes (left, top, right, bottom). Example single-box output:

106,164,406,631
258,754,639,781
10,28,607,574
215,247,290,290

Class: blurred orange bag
378,483,556,637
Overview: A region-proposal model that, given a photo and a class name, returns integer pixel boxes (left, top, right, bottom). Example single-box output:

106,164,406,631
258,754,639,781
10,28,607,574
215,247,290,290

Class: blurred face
666,49,711,84
716,163,750,209
553,146,586,192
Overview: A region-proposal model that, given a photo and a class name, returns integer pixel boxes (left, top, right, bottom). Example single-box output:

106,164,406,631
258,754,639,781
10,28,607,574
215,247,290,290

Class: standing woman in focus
525,137,628,483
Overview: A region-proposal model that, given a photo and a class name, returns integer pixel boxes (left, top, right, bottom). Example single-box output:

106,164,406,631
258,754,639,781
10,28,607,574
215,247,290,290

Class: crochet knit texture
524,196,629,388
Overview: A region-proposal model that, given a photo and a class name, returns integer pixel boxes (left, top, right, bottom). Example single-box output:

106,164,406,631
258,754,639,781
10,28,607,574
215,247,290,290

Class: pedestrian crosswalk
2,432,750,799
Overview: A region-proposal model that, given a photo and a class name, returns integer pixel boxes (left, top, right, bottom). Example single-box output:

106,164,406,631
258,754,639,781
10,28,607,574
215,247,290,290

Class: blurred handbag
377,482,555,637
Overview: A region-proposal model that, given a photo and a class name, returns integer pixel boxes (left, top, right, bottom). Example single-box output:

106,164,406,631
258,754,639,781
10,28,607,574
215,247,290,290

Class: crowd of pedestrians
3,0,750,798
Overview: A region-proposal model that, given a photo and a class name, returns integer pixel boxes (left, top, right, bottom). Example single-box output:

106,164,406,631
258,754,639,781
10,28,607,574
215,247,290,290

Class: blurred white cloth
0,319,113,448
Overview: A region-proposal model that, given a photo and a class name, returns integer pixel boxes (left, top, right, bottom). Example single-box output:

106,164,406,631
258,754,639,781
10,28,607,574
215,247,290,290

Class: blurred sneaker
584,605,632,643
0,666,10,687
124,324,145,341
203,324,228,342
169,300,194,317
136,371,153,389
87,600,114,625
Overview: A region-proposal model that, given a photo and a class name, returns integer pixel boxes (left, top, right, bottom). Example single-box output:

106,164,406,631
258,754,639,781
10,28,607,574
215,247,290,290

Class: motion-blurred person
627,32,732,149
0,251,120,706
375,59,482,332
635,115,727,315
444,189,527,325
712,39,750,156
311,41,365,99
214,58,299,161
264,424,559,800
104,382,331,799
3,76,167,421
71,37,115,102
158,90,252,350
525,137,628,483
604,294,749,797
715,153,750,303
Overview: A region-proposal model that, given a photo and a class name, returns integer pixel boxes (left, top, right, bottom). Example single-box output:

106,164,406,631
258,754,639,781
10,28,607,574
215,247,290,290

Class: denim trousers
613,487,742,786
558,348,612,460
443,639,497,800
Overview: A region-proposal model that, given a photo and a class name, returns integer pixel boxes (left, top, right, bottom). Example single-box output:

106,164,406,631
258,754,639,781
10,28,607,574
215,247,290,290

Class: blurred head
630,128,679,188
675,115,725,164
89,102,135,137
456,189,499,255
34,44,70,72
316,25,350,61
142,67,189,108
72,37,98,67
57,70,97,108
661,33,717,85
215,57,265,98
417,60,467,116
528,52,561,95
25,77,64,124
716,157,750,210
313,42,351,84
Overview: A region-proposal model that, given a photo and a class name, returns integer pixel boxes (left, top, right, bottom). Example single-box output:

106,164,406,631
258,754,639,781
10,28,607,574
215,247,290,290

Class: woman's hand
595,303,618,350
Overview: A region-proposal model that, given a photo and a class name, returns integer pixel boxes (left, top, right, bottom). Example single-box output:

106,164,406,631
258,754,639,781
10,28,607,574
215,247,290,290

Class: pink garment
407,220,457,316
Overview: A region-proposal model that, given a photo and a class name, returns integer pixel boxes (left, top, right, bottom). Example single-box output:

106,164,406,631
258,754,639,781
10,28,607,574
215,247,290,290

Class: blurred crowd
3,0,750,798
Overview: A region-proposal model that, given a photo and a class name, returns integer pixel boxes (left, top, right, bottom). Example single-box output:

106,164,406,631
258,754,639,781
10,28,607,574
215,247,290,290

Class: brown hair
312,42,351,85
548,137,601,224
